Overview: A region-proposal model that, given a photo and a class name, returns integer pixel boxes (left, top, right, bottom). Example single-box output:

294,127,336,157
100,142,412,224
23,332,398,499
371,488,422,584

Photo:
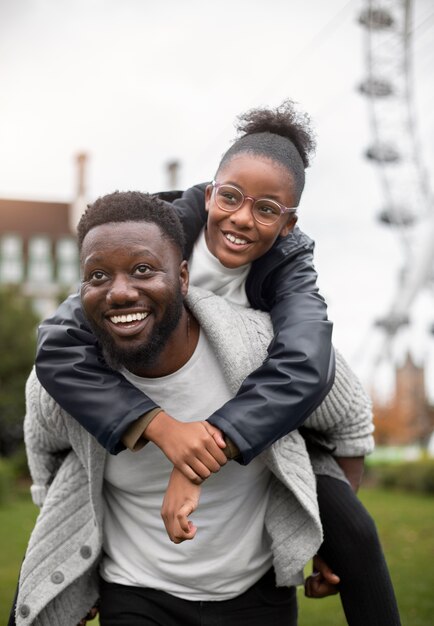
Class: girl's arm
207,247,335,464
35,185,334,468
35,189,208,456
36,293,160,455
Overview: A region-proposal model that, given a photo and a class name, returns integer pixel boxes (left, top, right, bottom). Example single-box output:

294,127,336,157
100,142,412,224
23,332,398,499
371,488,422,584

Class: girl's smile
205,155,297,268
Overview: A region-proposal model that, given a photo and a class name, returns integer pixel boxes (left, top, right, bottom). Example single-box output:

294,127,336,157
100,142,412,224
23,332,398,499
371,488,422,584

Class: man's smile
109,311,150,324
105,309,152,338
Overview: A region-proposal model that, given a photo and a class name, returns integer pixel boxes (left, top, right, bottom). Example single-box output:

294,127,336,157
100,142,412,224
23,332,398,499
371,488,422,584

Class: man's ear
279,214,298,238
205,184,213,213
179,259,189,296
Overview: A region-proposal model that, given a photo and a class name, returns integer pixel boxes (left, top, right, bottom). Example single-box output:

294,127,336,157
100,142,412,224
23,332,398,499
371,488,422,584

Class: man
16,191,373,625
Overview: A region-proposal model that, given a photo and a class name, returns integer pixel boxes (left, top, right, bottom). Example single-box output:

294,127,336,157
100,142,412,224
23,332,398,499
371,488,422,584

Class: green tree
0,286,38,456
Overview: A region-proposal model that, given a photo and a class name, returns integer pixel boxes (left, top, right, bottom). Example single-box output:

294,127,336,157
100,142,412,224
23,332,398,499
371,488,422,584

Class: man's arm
335,456,365,493
304,554,341,599
24,368,72,506
303,348,375,459
160,467,201,543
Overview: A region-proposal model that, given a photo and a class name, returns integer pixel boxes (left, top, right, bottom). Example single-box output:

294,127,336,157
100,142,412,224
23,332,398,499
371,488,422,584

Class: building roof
0,198,72,239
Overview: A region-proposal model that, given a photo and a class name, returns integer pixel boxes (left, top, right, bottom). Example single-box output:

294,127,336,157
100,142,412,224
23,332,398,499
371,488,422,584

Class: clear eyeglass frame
212,181,297,226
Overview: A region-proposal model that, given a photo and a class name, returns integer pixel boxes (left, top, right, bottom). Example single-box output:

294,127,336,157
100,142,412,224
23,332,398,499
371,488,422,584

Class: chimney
166,160,180,189
69,152,89,233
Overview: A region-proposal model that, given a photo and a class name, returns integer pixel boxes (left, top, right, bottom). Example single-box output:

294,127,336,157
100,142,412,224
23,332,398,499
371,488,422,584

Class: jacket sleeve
35,293,159,454
170,183,208,257
207,250,335,464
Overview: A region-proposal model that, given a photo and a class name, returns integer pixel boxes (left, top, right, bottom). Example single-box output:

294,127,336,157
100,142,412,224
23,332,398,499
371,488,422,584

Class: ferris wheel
358,0,434,360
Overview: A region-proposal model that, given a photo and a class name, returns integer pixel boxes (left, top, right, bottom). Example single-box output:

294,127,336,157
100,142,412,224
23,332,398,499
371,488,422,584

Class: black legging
316,474,401,625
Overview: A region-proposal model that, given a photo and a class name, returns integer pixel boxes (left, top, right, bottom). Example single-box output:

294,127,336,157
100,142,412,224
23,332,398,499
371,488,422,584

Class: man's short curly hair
77,191,186,256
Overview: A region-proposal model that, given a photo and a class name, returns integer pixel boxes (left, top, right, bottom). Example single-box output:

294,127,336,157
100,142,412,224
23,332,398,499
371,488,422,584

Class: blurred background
0,1,433,624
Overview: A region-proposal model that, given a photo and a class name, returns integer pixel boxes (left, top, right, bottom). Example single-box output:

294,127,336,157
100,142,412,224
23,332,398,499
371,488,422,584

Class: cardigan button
51,571,65,584
80,545,92,559
19,604,30,618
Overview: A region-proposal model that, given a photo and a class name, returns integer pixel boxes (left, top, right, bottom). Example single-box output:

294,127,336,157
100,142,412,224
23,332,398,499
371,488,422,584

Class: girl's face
205,154,298,268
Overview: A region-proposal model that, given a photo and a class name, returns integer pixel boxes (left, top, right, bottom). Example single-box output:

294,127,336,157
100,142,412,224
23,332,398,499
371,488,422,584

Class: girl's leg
316,474,401,626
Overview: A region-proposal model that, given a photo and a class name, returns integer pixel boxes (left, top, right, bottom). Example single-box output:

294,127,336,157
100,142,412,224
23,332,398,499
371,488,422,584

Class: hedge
365,459,434,494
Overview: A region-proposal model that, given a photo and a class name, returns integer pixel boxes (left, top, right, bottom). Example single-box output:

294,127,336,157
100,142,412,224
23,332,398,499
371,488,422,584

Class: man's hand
335,456,365,493
144,412,227,483
304,554,340,599
77,605,99,625
161,467,201,543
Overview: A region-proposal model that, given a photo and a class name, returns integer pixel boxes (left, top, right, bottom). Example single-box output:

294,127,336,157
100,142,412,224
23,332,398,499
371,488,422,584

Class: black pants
316,474,401,625
99,568,297,626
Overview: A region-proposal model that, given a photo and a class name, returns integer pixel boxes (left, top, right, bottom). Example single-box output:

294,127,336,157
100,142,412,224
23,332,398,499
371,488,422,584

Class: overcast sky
1,0,433,398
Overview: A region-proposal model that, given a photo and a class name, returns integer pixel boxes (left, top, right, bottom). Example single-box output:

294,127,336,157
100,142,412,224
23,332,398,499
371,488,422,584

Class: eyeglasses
211,181,297,226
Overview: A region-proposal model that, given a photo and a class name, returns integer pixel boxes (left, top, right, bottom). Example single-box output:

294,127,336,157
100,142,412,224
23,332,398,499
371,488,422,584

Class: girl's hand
145,412,227,483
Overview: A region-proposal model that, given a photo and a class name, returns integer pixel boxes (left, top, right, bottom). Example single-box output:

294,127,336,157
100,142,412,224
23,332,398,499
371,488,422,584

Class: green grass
297,488,434,625
0,493,38,623
1,487,433,625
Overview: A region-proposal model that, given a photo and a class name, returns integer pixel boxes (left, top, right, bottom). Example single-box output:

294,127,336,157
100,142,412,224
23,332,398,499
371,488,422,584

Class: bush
367,459,434,494
0,286,39,457
8,445,30,481
0,458,14,505
0,449,31,505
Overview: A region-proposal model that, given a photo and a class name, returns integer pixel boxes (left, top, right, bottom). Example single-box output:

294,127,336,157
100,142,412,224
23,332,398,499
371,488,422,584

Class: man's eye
134,264,151,276
90,270,107,281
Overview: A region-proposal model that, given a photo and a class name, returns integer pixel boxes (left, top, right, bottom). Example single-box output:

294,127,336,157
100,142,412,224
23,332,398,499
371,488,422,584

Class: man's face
80,221,188,376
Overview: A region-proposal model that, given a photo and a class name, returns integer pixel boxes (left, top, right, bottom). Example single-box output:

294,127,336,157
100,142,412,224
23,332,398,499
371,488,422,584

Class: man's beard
88,290,184,375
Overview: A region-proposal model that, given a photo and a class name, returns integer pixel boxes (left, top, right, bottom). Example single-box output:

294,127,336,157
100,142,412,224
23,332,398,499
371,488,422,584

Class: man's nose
107,275,139,305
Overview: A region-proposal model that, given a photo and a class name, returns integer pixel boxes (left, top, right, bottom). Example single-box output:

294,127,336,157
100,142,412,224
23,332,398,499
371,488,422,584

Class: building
0,154,88,318
372,353,434,446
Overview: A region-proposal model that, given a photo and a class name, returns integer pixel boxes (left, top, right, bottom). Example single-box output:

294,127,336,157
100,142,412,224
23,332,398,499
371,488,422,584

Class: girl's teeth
225,233,248,245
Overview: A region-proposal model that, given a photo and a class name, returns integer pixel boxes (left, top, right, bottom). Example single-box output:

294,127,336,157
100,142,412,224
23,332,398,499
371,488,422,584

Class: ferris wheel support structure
359,0,434,338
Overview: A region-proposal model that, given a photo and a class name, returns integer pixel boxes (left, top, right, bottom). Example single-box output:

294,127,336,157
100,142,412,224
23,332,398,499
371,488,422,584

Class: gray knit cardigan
17,287,374,625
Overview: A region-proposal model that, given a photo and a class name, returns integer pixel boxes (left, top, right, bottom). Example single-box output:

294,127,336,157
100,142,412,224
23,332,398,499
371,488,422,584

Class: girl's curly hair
234,99,316,168
216,100,316,202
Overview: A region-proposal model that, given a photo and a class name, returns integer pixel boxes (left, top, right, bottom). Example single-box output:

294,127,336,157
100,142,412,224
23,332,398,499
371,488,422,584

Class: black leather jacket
35,184,335,464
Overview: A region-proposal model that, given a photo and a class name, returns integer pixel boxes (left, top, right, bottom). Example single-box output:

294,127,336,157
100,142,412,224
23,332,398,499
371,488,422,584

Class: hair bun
234,99,316,168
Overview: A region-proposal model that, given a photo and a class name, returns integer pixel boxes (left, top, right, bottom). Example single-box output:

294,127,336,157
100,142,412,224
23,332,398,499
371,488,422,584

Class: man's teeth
110,312,149,324
225,233,248,245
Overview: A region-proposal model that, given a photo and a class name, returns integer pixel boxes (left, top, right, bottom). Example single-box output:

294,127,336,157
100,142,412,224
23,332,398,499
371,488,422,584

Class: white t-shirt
102,330,273,601
188,228,251,307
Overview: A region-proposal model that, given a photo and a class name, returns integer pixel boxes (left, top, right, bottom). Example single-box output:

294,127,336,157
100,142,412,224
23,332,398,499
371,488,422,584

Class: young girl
35,101,400,625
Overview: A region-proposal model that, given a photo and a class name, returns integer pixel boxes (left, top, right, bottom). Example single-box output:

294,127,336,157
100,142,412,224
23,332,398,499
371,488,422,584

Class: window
56,237,79,284
0,235,24,283
27,236,53,283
